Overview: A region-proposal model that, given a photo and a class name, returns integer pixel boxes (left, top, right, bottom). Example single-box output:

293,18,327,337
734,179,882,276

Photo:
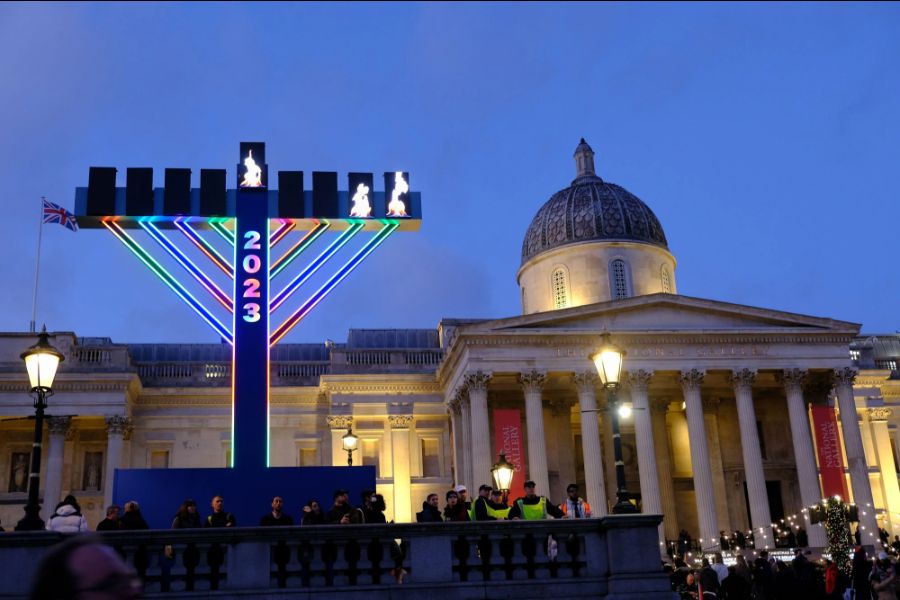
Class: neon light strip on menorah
175,218,234,276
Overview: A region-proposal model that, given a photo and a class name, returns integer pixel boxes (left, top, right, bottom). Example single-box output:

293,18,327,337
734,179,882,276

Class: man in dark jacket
698,558,720,597
327,489,362,524
260,496,294,526
206,495,236,528
120,501,149,530
96,505,121,531
416,494,442,522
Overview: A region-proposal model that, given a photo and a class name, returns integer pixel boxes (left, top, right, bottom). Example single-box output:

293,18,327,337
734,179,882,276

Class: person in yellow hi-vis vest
486,489,510,519
508,480,563,520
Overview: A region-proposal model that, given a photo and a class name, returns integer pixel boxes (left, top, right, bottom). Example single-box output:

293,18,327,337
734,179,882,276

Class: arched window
610,259,631,300
551,267,570,309
661,266,672,294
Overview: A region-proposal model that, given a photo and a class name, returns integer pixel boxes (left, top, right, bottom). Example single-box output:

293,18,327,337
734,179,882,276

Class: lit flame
241,149,263,188
386,171,408,217
349,183,372,218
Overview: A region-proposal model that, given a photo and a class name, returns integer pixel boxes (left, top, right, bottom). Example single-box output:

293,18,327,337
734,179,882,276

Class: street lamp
590,334,637,515
16,327,64,531
341,427,358,466
491,452,515,504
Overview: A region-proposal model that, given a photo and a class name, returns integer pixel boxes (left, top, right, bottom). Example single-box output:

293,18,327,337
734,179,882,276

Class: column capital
518,369,546,393
326,415,353,430
867,407,892,422
573,371,598,394
832,367,857,388
780,368,808,391
680,369,705,391
104,415,132,437
388,415,414,429
731,368,757,390
463,370,492,393
626,369,653,392
47,416,72,437
453,385,469,407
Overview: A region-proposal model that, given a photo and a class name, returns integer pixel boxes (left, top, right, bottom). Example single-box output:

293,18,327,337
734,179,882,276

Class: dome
520,139,668,266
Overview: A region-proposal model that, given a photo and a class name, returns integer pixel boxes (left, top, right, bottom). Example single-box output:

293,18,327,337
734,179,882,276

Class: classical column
732,369,773,548
629,370,665,549
680,369,719,549
651,400,679,540
519,370,550,495
103,416,131,506
549,399,577,499
574,371,607,516
326,415,353,466
833,368,879,545
457,387,472,489
465,371,492,488
782,369,827,547
42,416,71,521
447,396,462,485
867,408,900,537
389,415,413,523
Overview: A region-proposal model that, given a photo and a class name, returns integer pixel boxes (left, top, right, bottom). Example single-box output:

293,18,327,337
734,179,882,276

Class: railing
0,516,674,599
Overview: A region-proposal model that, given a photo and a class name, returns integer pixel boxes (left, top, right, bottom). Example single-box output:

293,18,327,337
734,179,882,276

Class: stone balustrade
0,516,674,599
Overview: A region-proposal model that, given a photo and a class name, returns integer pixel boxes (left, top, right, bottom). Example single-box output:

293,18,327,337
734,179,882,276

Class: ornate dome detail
520,139,668,265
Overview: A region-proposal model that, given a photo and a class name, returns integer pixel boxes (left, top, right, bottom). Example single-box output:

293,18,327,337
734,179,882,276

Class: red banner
811,406,849,499
493,409,524,494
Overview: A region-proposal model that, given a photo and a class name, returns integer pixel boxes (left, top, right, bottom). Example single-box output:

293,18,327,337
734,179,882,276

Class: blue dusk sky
1,2,898,345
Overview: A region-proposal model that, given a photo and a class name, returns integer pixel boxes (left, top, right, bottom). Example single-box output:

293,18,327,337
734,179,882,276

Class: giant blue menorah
73,142,421,525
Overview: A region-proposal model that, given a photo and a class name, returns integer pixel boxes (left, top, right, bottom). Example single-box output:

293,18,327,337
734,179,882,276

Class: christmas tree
824,496,851,573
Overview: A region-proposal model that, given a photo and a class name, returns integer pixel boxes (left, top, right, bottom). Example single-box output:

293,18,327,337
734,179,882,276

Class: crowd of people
667,547,899,599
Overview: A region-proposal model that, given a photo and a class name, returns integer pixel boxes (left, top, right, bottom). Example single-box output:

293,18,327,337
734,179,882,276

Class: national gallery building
1,141,897,553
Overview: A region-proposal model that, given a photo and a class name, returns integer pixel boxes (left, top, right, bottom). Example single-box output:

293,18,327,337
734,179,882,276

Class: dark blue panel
125,168,154,216
233,185,269,470
199,169,227,216
277,171,304,218
163,168,191,215
113,466,376,529
87,167,117,216
312,172,338,218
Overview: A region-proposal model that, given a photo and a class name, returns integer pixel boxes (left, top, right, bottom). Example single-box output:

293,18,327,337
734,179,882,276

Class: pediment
463,294,859,336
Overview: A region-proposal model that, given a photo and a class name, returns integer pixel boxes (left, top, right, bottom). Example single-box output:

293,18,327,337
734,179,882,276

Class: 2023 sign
242,230,262,323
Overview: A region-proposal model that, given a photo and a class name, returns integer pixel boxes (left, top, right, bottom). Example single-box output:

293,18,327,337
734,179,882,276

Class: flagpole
30,197,45,333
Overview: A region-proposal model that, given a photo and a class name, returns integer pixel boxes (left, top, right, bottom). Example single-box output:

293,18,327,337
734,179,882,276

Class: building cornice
321,374,441,396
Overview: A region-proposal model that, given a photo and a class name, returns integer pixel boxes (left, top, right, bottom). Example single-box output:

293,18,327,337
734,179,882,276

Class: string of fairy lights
663,495,899,565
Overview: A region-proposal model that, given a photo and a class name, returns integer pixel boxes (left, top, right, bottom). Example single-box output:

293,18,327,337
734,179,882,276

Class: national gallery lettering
1,140,897,558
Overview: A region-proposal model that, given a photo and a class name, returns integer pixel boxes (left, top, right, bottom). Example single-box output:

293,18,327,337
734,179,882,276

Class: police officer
508,480,563,520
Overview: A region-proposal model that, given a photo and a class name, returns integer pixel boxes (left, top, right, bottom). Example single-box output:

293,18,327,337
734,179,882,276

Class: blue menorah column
232,143,270,470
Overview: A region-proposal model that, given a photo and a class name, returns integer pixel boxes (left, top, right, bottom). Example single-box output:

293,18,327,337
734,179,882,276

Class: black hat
524,480,536,488
333,489,349,500
479,484,492,492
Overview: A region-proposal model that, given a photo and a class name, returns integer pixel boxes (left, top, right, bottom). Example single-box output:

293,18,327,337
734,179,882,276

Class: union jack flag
42,198,78,232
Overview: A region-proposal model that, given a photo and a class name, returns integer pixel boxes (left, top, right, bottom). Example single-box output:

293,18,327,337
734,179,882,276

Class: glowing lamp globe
590,335,625,388
341,428,359,452
491,453,515,493
21,329,64,393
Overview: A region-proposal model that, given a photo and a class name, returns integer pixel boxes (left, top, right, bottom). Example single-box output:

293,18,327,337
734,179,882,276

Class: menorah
73,142,421,524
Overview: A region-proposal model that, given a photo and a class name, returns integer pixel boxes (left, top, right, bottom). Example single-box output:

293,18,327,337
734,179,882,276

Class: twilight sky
1,2,898,345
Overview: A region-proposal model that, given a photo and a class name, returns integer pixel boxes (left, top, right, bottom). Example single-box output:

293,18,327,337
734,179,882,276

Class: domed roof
521,139,668,265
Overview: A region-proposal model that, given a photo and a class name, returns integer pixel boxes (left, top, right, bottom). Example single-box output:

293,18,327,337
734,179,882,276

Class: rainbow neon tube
269,221,363,312
270,220,398,345
139,220,232,311
103,219,233,344
174,218,233,277
270,220,330,278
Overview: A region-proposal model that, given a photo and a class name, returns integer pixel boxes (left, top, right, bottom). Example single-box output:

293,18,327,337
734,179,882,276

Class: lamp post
341,427,358,466
491,452,515,504
16,327,64,531
590,334,637,515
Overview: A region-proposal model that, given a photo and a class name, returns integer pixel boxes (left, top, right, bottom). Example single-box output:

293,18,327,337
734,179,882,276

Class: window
875,359,897,370
362,440,380,476
849,350,860,361
421,438,440,477
299,447,317,467
551,267,569,309
150,450,169,468
661,267,672,294
610,259,631,300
